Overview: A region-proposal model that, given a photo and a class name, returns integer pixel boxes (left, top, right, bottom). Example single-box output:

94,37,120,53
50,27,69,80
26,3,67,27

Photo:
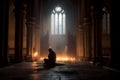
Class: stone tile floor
0,61,120,80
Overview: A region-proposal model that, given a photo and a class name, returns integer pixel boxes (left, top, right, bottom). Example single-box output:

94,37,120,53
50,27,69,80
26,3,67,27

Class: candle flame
33,52,38,57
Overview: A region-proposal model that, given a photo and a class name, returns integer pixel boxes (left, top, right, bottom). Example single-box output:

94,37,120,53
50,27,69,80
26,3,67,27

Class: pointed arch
51,6,66,35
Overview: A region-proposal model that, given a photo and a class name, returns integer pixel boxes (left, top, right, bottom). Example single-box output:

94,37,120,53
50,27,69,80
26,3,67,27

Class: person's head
48,48,53,52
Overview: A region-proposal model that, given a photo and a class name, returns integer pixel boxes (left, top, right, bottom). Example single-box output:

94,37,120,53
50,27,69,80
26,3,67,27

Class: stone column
26,17,35,61
84,1,87,61
80,0,86,61
76,25,83,61
0,0,9,67
34,0,41,59
82,0,89,61
78,25,84,61
25,0,35,61
83,19,90,61
90,6,95,61
92,0,103,65
86,0,92,61
88,22,92,61
14,0,26,63
95,16,102,57
83,19,89,61
94,15,103,65
76,0,81,61
86,22,92,61
82,0,92,61
83,20,87,61
34,26,40,59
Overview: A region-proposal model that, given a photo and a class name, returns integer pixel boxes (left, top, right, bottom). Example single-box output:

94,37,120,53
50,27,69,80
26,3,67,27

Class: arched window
102,7,110,34
51,6,66,35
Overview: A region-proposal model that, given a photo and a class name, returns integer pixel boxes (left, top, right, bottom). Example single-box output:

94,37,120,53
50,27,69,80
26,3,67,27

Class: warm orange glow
33,52,38,57
56,57,75,61
39,57,47,61
39,56,76,62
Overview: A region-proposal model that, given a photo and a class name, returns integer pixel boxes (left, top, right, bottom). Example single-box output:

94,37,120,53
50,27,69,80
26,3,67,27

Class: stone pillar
76,0,81,61
82,0,90,61
0,0,9,67
34,0,41,59
83,1,87,61
86,23,92,61
92,0,103,65
95,16,102,56
86,0,92,61
14,0,26,63
93,16,102,64
88,22,92,61
83,19,90,61
94,15,102,57
26,17,35,61
81,0,92,61
34,26,40,59
76,25,83,61
91,6,95,60
80,27,84,61
25,0,35,61
91,6,95,61
80,0,86,61
83,20,87,61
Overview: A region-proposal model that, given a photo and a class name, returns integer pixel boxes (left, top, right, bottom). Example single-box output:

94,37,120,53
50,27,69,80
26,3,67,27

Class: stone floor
0,61,120,80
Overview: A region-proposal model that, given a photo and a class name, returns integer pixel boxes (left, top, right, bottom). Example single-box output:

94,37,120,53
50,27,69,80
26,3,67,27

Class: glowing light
39,57,45,61
62,10,64,13
56,57,75,62
51,14,54,34
55,13,58,34
39,56,76,62
63,13,66,34
55,6,62,12
51,6,65,35
59,13,62,34
33,52,38,57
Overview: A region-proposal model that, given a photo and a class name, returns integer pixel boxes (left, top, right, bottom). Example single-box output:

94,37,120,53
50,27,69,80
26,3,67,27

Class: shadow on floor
36,63,65,71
